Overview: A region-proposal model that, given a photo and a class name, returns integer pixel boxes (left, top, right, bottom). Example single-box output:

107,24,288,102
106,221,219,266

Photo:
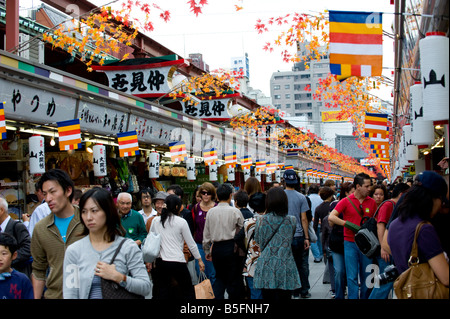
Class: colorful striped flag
365,113,389,138
57,118,82,151
224,152,237,168
203,148,218,166
169,141,187,162
0,102,7,140
266,162,277,173
240,155,252,169
117,130,140,157
284,165,294,170
329,10,383,80
255,159,266,172
286,149,299,157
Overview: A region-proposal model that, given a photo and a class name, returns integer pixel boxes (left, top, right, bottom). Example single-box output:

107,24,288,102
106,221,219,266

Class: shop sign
0,78,77,124
182,97,233,120
78,101,128,135
128,113,180,145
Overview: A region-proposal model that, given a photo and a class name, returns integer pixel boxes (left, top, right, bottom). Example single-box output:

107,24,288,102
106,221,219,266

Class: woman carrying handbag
252,187,300,300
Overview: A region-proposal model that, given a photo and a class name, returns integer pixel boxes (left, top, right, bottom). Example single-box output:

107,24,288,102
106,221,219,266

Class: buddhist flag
224,152,237,168
286,149,298,157
240,155,252,169
365,113,389,139
266,162,277,173
117,130,140,157
329,10,383,80
255,159,266,172
284,165,294,170
203,148,218,166
169,141,187,162
57,118,82,151
0,102,7,140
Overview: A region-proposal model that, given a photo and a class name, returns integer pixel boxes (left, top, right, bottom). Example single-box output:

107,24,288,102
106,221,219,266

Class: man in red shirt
329,173,377,299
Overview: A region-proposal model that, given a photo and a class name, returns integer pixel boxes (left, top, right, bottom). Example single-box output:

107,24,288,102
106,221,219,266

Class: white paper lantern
265,171,272,183
243,167,251,181
148,152,160,179
255,170,261,182
209,164,218,181
186,157,196,181
92,144,107,177
403,124,419,162
29,135,45,174
275,169,281,183
419,32,449,121
227,166,235,182
410,82,435,146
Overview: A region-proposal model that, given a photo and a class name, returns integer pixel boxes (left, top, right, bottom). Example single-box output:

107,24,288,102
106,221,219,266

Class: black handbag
101,239,145,299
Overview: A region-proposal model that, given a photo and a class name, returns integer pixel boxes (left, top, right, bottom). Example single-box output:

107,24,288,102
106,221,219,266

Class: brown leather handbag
393,221,449,299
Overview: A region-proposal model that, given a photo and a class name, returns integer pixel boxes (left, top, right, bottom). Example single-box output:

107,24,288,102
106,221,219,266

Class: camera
377,264,399,285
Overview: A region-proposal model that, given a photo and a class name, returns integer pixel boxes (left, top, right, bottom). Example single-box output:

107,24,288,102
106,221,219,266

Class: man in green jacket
117,192,147,247
30,169,84,299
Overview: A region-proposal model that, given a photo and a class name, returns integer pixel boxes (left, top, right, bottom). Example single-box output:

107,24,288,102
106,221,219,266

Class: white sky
20,0,396,103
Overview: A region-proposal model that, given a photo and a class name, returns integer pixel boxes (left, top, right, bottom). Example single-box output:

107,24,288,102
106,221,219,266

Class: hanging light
50,136,56,146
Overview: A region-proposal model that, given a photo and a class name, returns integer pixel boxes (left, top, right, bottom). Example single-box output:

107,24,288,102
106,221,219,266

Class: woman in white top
63,187,151,299
150,194,205,299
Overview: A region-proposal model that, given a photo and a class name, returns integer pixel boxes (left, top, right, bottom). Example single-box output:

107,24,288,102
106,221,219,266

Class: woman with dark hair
370,184,388,207
252,187,300,300
150,194,205,299
387,171,449,290
63,187,151,299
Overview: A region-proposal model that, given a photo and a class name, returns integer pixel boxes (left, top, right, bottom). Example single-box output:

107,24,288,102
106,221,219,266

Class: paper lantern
265,171,272,183
255,170,261,182
92,144,107,177
186,157,196,181
419,32,449,121
209,164,218,181
227,166,235,182
29,135,45,174
410,82,435,146
403,124,419,162
275,169,281,183
243,167,251,181
148,152,160,179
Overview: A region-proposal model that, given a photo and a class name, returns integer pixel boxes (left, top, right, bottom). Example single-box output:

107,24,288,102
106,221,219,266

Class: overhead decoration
403,124,419,163
224,152,237,168
93,144,107,177
209,163,218,181
29,135,45,174
419,32,449,122
0,102,6,140
148,152,160,179
57,118,82,151
329,10,383,80
169,141,187,162
410,82,434,146
117,130,140,157
203,148,218,166
186,157,196,181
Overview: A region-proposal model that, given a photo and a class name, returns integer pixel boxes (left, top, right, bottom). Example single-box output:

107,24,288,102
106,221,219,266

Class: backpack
349,198,393,259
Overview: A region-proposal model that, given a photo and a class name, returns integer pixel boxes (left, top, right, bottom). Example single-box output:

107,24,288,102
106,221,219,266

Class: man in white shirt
138,188,157,225
203,184,244,299
22,181,51,237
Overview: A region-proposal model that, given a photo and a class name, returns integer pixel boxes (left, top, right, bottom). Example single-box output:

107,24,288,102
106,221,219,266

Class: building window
285,94,290,99
285,104,291,108
274,94,281,99
285,84,290,89
274,85,281,90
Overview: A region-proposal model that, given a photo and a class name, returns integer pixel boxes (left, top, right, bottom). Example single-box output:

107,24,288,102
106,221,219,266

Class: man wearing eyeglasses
117,192,147,247
138,188,157,225
328,173,378,299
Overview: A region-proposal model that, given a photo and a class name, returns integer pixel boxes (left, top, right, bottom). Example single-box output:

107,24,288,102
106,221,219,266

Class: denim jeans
291,236,310,295
331,251,346,299
195,243,216,291
369,256,393,299
245,276,263,299
310,225,322,260
343,241,372,299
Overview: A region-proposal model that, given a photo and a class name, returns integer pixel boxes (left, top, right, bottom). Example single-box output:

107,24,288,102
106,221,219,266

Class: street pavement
305,251,334,299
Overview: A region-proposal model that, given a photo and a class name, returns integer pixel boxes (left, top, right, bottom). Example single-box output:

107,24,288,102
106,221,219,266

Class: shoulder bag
347,198,380,259
101,239,145,299
142,220,161,263
394,221,449,299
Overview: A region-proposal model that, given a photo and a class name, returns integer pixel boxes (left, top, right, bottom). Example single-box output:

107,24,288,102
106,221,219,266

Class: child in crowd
0,232,34,299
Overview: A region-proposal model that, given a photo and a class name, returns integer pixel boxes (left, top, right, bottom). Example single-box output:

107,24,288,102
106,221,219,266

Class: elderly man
117,192,147,247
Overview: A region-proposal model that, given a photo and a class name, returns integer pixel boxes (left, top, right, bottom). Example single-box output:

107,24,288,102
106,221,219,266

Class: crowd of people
0,168,448,300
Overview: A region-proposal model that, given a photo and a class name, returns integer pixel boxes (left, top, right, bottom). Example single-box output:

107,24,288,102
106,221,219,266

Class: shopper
253,187,300,300
203,184,244,299
117,192,147,247
283,169,310,298
30,169,84,299
328,173,377,299
138,187,157,225
150,194,204,299
63,187,151,299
